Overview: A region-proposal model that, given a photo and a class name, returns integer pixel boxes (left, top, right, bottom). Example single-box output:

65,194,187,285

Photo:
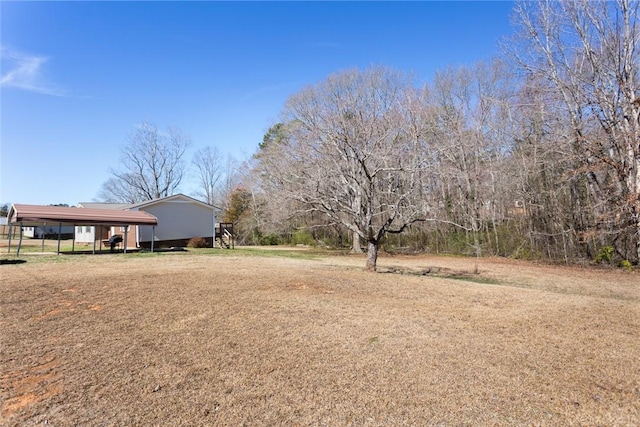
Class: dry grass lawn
1,248,639,426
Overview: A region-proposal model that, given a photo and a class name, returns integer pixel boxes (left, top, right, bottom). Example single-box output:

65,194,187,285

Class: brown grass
1,250,638,426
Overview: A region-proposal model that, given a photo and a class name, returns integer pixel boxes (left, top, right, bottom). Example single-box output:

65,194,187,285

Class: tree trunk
636,217,640,264
351,191,363,253
351,231,363,253
631,152,640,263
366,241,379,271
634,200,640,264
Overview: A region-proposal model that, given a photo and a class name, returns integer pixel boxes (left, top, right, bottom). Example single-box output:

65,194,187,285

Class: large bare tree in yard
99,121,190,203
258,67,433,271
513,0,640,262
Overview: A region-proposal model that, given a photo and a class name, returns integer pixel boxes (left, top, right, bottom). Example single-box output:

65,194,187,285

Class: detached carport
6,204,158,256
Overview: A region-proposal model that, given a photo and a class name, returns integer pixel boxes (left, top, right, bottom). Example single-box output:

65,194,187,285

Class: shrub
249,228,263,245
620,259,632,271
187,237,209,248
291,229,315,246
260,233,282,245
595,246,614,263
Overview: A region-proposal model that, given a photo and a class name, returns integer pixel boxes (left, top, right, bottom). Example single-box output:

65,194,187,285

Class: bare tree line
99,0,639,269
250,0,640,269
98,121,243,212
510,0,640,264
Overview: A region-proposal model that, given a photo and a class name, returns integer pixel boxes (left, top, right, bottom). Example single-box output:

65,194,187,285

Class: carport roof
8,204,158,226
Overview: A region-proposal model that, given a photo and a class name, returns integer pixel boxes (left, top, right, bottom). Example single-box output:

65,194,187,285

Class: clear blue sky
1,1,515,206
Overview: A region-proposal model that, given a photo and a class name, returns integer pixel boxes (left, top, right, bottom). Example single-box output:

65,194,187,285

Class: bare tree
192,146,224,205
258,67,434,271
215,154,242,213
97,176,146,204
100,121,191,203
440,61,518,254
257,123,339,247
500,70,589,262
512,0,640,262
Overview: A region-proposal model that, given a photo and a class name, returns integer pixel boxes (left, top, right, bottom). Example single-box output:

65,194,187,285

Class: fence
0,225,17,239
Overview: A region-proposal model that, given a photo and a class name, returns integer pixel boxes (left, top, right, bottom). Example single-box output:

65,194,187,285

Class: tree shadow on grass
378,265,500,284
0,259,27,265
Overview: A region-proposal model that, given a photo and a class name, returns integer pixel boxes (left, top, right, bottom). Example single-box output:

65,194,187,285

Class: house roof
77,202,133,210
76,194,220,212
129,193,216,210
8,204,158,226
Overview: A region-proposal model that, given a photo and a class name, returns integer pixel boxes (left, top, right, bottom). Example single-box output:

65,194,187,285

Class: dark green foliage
291,229,315,246
260,233,282,245
259,123,287,151
595,246,615,264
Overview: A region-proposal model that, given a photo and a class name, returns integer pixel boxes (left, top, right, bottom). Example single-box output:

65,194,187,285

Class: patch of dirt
1,251,638,426
1,358,62,418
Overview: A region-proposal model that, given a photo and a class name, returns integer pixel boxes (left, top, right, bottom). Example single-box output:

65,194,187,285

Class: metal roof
8,204,158,226
77,202,133,210
78,194,221,212
129,193,216,210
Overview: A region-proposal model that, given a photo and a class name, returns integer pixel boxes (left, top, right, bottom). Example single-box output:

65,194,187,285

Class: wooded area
249,0,640,270
96,0,639,270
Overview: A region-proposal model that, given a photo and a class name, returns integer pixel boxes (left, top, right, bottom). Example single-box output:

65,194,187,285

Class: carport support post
57,223,62,255
92,225,97,255
123,225,128,254
7,223,12,253
212,212,215,249
151,226,155,253
42,222,46,252
17,222,23,256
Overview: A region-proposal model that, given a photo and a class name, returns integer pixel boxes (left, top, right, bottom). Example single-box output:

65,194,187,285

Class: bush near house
187,237,209,248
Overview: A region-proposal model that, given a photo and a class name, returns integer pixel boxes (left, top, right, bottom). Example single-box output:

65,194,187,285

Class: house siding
76,225,119,246
75,225,95,243
134,198,215,246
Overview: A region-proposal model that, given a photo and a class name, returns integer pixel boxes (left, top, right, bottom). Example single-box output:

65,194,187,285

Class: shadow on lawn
0,259,27,265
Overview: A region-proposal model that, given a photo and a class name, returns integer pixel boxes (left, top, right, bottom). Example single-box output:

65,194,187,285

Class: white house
76,194,216,249
129,194,216,248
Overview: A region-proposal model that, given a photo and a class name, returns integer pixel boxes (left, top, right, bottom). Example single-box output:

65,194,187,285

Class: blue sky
1,1,515,206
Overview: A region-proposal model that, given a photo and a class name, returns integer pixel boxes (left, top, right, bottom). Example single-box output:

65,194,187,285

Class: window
77,227,82,233
85,226,92,233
